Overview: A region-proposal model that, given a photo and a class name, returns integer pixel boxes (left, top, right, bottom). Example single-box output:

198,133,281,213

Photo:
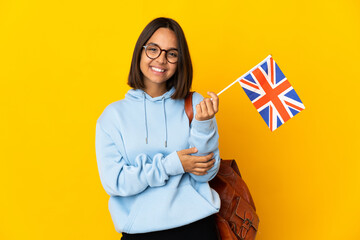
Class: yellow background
1,0,359,239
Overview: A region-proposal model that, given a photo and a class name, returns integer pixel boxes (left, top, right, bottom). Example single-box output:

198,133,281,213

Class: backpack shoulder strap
184,92,194,125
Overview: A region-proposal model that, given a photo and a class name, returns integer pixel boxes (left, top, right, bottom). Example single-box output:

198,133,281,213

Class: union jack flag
238,55,305,131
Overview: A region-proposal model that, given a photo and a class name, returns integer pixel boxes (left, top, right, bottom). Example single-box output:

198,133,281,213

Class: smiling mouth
151,67,165,73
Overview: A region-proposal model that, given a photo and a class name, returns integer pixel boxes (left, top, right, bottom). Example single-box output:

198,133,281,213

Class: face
140,28,178,93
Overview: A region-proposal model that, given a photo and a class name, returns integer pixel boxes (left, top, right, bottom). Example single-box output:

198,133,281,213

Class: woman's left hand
195,92,219,121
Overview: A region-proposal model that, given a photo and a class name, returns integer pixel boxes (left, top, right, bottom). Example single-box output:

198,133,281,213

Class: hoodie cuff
191,117,215,134
162,151,185,176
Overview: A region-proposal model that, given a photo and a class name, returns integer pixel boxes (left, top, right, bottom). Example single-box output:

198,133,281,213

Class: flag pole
217,79,239,96
217,54,272,96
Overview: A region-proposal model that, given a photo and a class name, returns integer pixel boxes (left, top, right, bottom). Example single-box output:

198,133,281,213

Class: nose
155,51,167,64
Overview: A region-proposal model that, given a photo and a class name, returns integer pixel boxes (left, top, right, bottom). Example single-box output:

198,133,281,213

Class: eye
168,51,178,58
148,47,158,52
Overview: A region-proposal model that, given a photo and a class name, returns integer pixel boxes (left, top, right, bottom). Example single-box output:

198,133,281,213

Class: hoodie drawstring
143,93,148,144
143,93,168,148
162,97,168,148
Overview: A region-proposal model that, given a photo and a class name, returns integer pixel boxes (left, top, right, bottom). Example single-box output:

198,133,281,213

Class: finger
196,104,202,117
207,92,219,113
200,101,208,116
194,153,214,163
191,171,207,176
185,152,214,163
204,98,214,117
179,147,198,155
195,159,215,169
207,91,218,100
192,168,208,175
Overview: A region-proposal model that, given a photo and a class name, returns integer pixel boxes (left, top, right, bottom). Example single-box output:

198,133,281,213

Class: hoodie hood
125,87,176,102
125,87,176,147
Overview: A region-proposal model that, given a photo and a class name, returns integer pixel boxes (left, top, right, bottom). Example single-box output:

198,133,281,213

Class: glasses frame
143,43,179,64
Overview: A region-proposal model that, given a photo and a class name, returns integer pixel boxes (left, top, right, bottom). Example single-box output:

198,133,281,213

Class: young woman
95,17,221,240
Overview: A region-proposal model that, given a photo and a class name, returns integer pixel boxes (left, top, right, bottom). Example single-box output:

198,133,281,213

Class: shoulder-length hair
128,17,193,99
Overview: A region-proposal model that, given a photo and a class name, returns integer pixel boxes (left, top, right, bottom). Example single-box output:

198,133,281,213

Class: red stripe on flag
270,57,274,85
240,79,260,90
284,100,304,112
252,68,291,123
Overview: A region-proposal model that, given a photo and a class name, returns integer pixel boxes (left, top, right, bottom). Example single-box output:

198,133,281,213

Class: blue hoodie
95,87,220,234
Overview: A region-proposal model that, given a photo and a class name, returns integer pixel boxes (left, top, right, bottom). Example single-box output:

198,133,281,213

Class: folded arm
95,107,184,197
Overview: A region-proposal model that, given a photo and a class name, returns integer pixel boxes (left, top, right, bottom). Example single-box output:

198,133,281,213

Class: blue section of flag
243,73,257,84
275,63,286,84
285,89,303,103
261,62,268,74
243,88,260,101
289,107,300,117
277,117,283,128
259,107,269,127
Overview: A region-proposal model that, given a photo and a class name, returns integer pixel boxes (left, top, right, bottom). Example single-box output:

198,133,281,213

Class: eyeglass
143,43,179,64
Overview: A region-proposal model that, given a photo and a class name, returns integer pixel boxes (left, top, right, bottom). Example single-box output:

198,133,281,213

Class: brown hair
128,17,193,99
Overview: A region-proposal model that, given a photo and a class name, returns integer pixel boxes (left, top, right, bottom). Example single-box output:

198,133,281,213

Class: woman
95,17,221,240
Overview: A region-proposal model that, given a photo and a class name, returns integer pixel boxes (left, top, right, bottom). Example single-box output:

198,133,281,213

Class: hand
177,147,215,176
195,92,219,121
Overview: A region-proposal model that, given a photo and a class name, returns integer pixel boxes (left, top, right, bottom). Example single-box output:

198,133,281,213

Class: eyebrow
147,42,178,51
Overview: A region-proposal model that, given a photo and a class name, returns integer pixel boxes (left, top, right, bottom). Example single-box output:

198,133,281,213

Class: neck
144,84,167,98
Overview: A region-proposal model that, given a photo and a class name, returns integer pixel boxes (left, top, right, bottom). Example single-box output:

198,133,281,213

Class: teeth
152,67,165,72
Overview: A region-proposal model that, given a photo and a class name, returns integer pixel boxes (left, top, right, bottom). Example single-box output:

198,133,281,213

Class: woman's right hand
177,147,215,176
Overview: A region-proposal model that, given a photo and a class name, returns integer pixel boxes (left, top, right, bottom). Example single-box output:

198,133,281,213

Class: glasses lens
166,50,178,63
145,44,160,59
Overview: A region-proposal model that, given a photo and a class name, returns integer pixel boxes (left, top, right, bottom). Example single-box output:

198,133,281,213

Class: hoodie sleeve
188,92,221,182
95,105,185,197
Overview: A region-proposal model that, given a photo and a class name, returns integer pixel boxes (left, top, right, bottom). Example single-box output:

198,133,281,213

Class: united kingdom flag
238,55,305,131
